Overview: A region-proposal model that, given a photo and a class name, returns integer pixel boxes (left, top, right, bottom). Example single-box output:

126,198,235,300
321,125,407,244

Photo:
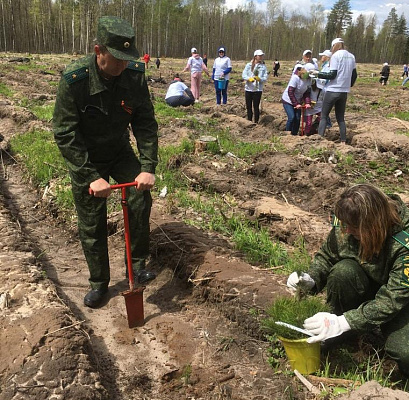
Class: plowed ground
1,54,409,399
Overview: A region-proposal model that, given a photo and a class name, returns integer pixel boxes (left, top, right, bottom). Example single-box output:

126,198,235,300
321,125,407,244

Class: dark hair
172,73,183,82
335,184,401,261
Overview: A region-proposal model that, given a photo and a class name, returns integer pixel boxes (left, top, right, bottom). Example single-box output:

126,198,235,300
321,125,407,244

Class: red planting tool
110,182,145,328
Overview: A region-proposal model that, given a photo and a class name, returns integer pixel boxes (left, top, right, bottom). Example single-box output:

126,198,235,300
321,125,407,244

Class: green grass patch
156,139,194,192
174,190,289,267
18,97,54,121
317,348,403,391
31,103,54,121
14,62,56,73
216,128,270,159
9,129,66,187
230,217,287,266
0,82,13,97
387,111,409,121
154,98,189,125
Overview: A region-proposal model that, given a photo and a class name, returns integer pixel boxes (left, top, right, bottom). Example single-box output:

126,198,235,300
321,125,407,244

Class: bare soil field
1,53,409,400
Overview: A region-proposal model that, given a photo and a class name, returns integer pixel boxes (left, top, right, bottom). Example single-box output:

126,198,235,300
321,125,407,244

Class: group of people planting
52,15,409,379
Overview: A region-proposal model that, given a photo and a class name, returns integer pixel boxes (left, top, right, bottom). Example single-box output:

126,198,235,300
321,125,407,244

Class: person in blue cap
212,47,232,105
53,16,159,308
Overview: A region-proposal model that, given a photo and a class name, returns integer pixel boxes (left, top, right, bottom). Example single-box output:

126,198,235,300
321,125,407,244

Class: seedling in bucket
262,296,330,374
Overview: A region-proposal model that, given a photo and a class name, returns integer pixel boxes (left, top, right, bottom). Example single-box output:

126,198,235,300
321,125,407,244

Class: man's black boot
125,258,156,284
84,288,108,308
137,269,156,284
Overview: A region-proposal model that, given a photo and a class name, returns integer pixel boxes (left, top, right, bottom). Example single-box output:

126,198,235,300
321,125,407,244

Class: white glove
303,312,351,344
286,272,315,291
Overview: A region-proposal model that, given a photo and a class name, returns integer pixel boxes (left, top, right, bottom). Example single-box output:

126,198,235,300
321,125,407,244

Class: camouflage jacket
308,195,409,331
53,54,158,183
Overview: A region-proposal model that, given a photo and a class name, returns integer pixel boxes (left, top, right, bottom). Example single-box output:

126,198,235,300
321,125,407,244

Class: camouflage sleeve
308,228,343,292
52,77,101,183
130,77,158,174
344,250,409,331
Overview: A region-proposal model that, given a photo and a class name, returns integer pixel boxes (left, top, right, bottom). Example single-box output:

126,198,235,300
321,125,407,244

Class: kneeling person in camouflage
287,184,409,377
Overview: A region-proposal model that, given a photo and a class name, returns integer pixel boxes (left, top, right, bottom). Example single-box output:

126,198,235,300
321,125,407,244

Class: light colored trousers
191,72,202,100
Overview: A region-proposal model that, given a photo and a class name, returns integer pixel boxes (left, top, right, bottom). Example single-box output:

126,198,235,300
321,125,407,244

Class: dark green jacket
308,195,409,331
53,54,158,183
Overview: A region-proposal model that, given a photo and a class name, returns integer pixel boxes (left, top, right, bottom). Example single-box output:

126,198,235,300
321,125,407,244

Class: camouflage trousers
70,145,152,292
327,259,409,376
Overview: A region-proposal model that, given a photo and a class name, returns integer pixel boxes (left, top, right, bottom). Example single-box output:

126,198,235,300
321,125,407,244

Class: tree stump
194,135,217,154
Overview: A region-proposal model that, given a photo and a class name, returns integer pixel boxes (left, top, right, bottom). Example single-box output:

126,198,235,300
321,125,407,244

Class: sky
224,0,409,29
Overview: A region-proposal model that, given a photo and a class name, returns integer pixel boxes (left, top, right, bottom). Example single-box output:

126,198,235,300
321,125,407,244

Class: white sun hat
254,49,264,56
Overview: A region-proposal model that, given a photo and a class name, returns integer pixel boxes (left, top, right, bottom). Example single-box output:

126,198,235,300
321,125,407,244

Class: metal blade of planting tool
275,321,315,337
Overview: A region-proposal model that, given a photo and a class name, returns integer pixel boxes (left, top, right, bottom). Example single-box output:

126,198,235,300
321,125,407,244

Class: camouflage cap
97,16,139,60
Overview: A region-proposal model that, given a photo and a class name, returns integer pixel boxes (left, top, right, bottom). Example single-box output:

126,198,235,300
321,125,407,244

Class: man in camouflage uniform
53,16,158,308
287,184,409,377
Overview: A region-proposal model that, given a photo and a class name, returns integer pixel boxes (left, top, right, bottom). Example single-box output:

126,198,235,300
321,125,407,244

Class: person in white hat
304,52,330,136
316,38,357,145
294,49,315,73
182,47,210,102
379,62,390,86
315,49,333,130
302,49,313,65
304,49,333,134
242,50,268,123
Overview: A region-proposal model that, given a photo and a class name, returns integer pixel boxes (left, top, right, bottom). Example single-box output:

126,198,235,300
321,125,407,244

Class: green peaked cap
97,16,139,60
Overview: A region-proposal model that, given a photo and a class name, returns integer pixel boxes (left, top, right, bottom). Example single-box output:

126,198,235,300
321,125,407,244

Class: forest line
0,0,408,64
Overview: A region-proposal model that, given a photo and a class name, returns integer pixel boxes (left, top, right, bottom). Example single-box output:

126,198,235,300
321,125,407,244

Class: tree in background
374,8,408,64
324,0,352,47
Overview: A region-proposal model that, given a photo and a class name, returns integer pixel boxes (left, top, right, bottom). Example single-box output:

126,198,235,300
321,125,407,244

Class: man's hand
286,272,315,291
248,77,255,82
135,172,155,191
303,313,351,344
89,178,111,198
254,76,261,81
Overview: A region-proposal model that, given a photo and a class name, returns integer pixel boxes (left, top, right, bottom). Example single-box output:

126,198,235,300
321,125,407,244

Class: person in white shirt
212,47,232,105
182,47,209,102
165,75,195,107
316,38,357,145
281,65,312,136
305,49,332,135
242,49,268,123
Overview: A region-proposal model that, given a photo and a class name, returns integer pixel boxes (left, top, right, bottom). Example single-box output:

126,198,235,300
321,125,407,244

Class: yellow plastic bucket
278,336,321,374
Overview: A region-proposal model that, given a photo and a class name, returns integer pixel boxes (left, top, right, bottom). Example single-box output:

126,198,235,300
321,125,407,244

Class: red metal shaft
300,105,306,136
110,182,138,291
